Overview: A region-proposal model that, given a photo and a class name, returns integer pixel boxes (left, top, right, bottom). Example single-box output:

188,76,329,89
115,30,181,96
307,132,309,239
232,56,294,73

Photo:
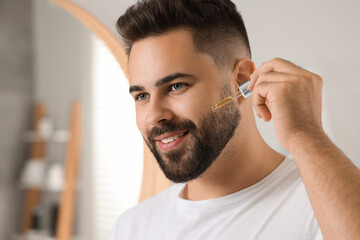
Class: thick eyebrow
129,85,144,94
154,73,195,87
129,73,195,94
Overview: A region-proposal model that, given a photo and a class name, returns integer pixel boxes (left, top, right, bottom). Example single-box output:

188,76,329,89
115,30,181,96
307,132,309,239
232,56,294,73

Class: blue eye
171,83,184,91
136,93,149,101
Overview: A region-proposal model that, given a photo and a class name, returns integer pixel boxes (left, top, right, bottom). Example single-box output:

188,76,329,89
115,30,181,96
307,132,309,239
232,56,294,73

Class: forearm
289,131,360,240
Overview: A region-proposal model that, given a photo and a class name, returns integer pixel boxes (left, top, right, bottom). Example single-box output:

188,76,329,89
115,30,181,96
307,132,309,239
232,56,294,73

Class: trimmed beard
145,85,240,183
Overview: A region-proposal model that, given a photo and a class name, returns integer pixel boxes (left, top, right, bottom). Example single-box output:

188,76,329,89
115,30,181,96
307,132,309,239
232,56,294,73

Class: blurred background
0,0,359,239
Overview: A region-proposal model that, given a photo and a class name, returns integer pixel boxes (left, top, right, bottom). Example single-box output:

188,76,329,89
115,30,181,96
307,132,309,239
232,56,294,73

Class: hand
248,58,324,151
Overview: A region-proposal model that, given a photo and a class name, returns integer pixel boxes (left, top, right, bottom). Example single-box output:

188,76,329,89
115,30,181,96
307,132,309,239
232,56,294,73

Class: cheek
174,84,220,117
135,108,147,135
171,92,213,121
174,99,204,117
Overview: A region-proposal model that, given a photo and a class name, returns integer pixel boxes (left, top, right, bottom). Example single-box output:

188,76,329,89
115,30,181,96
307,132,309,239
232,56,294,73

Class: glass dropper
212,80,253,112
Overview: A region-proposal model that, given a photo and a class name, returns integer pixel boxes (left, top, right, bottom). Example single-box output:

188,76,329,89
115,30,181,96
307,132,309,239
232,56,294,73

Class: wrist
287,129,330,156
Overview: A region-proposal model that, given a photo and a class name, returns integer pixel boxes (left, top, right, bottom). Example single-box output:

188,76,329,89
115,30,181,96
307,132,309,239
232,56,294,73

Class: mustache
148,120,197,141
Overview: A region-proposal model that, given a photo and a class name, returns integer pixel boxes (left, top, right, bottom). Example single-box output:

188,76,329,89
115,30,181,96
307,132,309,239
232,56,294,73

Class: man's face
128,29,240,182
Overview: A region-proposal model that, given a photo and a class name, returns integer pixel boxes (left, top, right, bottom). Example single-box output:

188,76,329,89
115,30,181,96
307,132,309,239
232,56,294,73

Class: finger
251,81,274,122
254,58,300,76
248,71,293,92
249,58,302,89
253,72,294,87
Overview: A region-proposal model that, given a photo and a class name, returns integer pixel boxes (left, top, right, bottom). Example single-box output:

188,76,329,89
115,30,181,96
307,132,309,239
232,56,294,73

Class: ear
232,58,255,87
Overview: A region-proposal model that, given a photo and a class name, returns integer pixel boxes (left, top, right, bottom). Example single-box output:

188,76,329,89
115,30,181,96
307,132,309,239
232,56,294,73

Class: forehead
128,28,215,86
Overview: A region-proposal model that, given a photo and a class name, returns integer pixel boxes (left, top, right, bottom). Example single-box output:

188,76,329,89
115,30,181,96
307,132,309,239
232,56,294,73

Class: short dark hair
116,0,251,69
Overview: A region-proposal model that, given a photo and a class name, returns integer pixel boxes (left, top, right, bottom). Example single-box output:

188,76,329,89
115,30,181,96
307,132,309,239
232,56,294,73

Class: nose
146,97,174,126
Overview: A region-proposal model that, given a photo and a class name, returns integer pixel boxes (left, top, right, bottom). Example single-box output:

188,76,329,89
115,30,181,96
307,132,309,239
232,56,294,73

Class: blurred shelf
13,233,80,240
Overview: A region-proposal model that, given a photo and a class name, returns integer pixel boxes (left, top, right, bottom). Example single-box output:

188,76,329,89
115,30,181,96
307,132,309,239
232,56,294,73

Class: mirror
0,0,169,239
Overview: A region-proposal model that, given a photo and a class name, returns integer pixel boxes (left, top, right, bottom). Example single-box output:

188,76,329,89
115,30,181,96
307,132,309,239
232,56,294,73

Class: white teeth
161,133,185,144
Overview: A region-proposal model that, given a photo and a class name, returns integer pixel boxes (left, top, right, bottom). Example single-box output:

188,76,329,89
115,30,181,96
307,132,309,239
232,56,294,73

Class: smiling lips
154,131,188,151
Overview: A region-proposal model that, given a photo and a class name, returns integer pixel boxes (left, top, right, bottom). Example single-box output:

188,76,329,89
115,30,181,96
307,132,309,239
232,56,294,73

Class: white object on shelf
53,130,70,142
23,116,70,143
20,159,46,189
44,162,64,192
23,130,70,143
38,117,53,140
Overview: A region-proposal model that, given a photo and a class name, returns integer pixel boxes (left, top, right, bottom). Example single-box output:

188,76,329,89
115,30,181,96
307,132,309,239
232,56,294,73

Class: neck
182,110,285,201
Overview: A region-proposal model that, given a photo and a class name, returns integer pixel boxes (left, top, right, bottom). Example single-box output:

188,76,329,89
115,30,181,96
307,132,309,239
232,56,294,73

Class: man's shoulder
118,183,180,221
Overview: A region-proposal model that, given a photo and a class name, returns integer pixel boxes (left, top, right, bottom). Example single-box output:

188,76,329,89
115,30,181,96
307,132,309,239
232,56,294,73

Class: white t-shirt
110,155,323,240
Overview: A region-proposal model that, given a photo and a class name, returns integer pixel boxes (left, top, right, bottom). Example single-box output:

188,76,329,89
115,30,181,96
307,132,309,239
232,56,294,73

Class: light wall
33,0,89,132
239,0,360,164
0,0,33,238
73,0,360,164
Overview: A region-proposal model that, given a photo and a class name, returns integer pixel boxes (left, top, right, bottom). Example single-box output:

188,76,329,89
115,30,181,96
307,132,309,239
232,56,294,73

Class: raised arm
248,58,360,240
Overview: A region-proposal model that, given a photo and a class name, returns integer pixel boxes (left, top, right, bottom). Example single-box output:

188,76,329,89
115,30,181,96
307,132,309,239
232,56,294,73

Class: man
110,0,360,239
